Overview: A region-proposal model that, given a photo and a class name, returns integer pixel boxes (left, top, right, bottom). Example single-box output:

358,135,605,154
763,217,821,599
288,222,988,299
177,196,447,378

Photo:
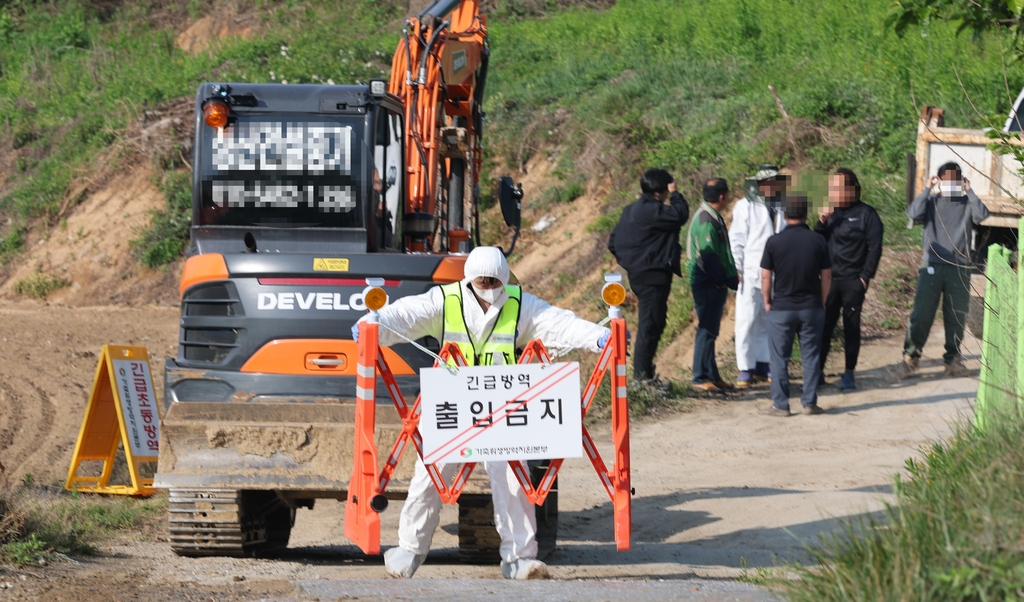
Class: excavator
151,0,550,560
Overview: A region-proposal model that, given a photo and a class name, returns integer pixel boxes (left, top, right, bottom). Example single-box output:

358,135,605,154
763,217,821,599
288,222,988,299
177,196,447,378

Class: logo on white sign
420,362,582,464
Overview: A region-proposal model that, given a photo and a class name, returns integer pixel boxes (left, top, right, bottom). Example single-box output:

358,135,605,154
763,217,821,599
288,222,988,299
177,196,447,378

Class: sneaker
736,370,755,388
754,362,771,383
693,381,723,392
384,547,427,579
898,355,920,380
803,404,825,415
759,405,791,417
714,380,736,390
944,358,972,378
840,371,856,392
501,558,550,580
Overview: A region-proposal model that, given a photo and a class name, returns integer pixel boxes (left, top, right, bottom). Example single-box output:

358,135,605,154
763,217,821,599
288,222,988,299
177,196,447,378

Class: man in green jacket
687,178,739,392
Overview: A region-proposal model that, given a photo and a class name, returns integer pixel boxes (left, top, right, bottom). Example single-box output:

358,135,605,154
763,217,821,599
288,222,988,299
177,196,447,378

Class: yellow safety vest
441,282,522,366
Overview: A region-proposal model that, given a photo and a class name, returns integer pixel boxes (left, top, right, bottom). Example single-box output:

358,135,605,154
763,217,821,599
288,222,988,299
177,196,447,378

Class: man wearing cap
729,165,787,388
353,246,610,580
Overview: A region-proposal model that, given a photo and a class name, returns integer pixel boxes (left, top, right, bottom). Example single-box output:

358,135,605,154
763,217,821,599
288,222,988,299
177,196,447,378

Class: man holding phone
609,168,690,384
899,162,989,379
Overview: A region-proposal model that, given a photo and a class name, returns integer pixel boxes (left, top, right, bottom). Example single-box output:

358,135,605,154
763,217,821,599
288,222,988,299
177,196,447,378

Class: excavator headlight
203,100,230,129
369,79,387,97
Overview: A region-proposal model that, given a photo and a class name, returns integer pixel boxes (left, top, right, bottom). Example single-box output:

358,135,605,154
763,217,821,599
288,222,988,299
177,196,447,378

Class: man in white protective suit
729,164,788,388
352,246,611,580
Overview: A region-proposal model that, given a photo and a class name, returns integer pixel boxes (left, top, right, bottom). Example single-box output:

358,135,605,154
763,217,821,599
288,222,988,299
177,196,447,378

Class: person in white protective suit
729,164,788,388
352,246,611,580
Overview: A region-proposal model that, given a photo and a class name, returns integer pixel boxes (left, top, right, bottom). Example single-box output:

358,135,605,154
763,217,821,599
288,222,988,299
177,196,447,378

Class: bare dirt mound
0,303,178,484
0,167,182,307
0,96,193,307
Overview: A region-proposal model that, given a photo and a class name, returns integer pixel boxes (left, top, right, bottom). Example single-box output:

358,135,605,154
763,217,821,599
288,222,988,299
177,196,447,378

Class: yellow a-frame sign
66,345,160,496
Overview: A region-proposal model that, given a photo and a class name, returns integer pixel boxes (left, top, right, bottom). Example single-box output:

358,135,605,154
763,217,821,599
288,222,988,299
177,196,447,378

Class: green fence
975,220,1024,430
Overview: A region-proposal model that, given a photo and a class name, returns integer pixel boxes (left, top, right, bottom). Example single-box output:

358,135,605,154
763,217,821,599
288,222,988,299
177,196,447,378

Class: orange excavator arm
388,0,488,253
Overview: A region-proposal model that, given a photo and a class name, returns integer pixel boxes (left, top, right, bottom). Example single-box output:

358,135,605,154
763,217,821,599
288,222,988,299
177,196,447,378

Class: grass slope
1,0,1019,258
485,0,1021,247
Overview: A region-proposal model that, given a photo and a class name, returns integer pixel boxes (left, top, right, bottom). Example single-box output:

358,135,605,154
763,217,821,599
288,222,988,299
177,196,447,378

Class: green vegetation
484,0,1022,249
0,228,25,264
13,268,69,298
0,0,404,255
3,0,1020,265
783,412,1024,601
0,480,165,565
131,171,192,267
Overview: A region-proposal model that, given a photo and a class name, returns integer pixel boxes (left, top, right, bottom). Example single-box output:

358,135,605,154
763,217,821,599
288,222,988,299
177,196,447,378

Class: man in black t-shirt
759,196,833,416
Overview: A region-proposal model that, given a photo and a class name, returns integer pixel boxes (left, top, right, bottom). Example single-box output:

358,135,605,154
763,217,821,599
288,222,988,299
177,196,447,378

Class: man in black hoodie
814,168,883,392
608,169,690,382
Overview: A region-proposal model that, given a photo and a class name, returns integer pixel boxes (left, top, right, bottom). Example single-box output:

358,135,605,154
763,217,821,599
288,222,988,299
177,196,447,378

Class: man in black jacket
608,168,690,382
814,168,883,392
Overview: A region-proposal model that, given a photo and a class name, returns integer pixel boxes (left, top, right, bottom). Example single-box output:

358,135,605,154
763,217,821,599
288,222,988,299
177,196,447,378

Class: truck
152,0,557,561
908,104,1024,336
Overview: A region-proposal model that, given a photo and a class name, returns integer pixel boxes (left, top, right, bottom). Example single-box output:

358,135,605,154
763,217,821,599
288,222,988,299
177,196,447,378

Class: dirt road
0,303,979,600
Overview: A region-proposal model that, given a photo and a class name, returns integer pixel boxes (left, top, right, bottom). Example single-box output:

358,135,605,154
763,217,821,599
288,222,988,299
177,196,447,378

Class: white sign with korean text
111,360,159,457
420,362,582,464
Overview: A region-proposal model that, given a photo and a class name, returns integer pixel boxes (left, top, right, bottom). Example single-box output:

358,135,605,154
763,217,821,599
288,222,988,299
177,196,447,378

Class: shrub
131,171,192,267
13,271,69,299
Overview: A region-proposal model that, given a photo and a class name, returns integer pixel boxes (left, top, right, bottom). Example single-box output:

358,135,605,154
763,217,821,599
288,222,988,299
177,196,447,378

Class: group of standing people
609,161,986,415
360,161,990,580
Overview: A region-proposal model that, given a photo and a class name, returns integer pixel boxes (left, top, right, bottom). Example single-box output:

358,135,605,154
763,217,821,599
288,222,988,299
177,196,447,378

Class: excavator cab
154,82,451,557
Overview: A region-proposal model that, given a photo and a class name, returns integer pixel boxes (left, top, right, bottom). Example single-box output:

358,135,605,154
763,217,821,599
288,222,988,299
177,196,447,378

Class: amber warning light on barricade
364,287,387,311
363,277,388,311
602,282,626,307
602,273,626,307
203,100,230,128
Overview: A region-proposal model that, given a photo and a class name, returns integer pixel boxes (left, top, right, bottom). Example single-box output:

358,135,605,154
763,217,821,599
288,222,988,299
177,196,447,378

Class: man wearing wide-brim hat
728,164,788,389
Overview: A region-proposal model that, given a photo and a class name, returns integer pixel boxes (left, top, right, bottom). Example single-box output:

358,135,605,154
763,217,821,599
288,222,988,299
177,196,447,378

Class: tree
888,0,1023,45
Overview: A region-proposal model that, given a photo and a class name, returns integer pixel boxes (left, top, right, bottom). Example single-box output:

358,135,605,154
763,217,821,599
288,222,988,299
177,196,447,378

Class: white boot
384,547,427,578
500,557,549,580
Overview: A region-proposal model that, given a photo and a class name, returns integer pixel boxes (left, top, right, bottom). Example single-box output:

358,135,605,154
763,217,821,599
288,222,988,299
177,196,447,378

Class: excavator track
169,489,294,558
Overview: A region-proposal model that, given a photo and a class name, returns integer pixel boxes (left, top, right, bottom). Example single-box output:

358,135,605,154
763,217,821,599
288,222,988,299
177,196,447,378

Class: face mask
939,181,964,198
760,192,783,209
472,285,502,304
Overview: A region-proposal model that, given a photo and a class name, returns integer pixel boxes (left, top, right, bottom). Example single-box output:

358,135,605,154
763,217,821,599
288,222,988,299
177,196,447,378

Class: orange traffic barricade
343,277,632,554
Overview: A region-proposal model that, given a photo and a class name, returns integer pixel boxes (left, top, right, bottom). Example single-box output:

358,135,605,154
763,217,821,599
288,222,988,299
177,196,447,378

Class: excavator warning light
369,79,387,96
203,100,230,129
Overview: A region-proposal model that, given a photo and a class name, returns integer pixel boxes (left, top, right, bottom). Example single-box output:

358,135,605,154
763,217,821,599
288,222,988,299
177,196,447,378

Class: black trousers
819,277,867,372
631,283,671,380
692,286,727,384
